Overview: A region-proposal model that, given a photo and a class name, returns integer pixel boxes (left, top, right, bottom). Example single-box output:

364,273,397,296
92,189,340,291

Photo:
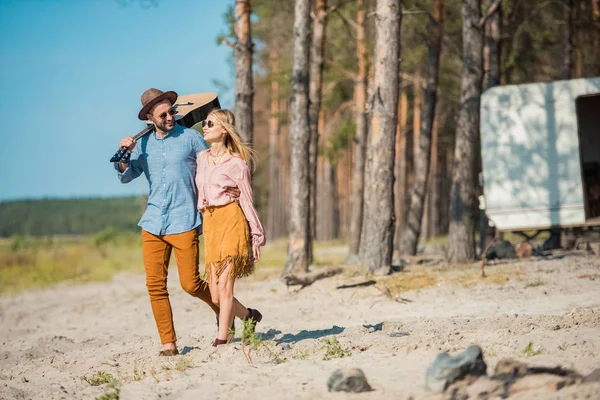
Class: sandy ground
1,249,600,400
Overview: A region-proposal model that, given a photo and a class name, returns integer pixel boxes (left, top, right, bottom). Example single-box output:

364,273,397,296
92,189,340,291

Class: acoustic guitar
109,92,220,163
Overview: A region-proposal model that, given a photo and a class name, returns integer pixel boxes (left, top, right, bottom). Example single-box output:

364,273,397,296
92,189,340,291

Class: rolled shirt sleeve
115,144,143,184
236,162,266,247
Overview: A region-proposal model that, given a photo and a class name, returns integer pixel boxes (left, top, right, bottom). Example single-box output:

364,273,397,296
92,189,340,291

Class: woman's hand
252,243,261,263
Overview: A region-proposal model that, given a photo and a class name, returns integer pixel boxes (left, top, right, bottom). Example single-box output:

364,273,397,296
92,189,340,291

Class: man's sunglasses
201,120,215,128
156,108,178,120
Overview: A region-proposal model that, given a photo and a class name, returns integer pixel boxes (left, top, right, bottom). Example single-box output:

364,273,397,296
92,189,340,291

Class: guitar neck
132,124,155,141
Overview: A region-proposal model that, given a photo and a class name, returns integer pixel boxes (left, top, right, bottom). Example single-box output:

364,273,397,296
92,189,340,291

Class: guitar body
174,92,221,129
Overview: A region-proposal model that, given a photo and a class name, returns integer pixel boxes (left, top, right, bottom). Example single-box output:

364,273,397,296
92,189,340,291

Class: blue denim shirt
115,124,208,235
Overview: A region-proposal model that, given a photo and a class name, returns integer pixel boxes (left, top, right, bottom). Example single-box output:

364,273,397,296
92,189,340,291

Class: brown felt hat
138,88,178,120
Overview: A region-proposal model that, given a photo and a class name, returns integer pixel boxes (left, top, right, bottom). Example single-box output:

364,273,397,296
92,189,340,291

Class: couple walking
114,88,265,355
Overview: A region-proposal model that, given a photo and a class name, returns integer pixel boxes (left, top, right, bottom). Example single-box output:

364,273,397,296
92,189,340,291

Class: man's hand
119,136,137,152
225,186,241,199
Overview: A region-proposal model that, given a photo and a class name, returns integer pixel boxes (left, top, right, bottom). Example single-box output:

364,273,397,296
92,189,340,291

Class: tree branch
220,39,236,49
479,0,502,28
281,266,343,287
332,7,358,32
403,10,430,16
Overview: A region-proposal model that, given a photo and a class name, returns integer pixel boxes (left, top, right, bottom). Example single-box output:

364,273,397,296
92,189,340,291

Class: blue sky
0,0,234,201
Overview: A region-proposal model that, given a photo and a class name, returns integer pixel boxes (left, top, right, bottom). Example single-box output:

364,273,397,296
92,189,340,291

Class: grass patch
558,342,569,351
292,350,310,360
521,341,544,357
95,379,121,400
174,357,195,372
320,336,352,360
380,262,525,297
240,318,287,364
0,232,143,294
83,371,114,386
0,234,349,294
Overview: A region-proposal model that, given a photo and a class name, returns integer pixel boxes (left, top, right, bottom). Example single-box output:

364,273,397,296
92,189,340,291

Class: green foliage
521,341,544,357
320,336,352,360
0,196,145,238
94,379,121,400
93,227,119,247
240,318,287,364
84,371,114,386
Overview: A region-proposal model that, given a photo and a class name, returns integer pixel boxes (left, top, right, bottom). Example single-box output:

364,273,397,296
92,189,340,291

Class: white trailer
480,77,600,233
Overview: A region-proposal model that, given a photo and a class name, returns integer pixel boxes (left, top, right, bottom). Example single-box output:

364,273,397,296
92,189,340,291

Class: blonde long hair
208,109,257,170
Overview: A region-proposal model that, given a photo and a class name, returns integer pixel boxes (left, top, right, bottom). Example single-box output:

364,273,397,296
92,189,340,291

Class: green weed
320,336,352,360
521,341,544,357
94,379,121,400
83,371,114,386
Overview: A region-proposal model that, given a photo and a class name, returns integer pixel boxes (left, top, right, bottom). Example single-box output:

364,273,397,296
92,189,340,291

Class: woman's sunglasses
201,120,215,128
156,108,178,120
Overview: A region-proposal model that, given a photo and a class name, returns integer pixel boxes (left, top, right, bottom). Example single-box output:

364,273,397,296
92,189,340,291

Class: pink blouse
195,150,266,247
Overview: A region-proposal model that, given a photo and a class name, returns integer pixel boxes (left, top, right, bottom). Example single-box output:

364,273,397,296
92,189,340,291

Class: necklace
209,149,228,165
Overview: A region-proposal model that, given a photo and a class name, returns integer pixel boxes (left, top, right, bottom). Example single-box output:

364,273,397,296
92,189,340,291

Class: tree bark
283,0,312,277
359,0,401,275
309,0,328,261
427,111,441,238
267,49,282,240
563,0,574,80
348,0,368,257
398,0,445,255
485,0,501,88
447,0,483,263
393,87,408,250
234,0,254,145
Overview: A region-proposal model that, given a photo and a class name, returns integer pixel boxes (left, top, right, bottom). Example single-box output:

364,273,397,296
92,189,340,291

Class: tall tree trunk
234,0,254,145
267,49,282,240
485,0,502,88
413,74,422,160
501,0,514,85
309,0,328,261
319,157,339,240
447,0,483,263
428,111,441,238
348,0,368,257
279,100,290,237
393,87,408,250
398,0,445,255
283,0,311,277
359,0,401,275
563,0,574,80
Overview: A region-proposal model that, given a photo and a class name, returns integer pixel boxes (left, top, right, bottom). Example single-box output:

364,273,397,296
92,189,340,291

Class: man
115,88,261,356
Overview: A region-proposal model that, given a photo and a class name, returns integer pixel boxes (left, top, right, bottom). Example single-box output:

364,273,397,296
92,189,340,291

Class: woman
195,109,266,347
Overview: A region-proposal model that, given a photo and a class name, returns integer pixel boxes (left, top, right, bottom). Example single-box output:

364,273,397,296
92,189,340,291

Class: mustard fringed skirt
203,201,253,283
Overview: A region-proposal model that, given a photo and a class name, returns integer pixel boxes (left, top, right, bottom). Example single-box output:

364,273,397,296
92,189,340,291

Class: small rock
327,368,372,393
425,344,487,392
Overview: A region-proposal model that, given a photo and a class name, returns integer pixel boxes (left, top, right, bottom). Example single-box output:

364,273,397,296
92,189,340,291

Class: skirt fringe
203,202,253,284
